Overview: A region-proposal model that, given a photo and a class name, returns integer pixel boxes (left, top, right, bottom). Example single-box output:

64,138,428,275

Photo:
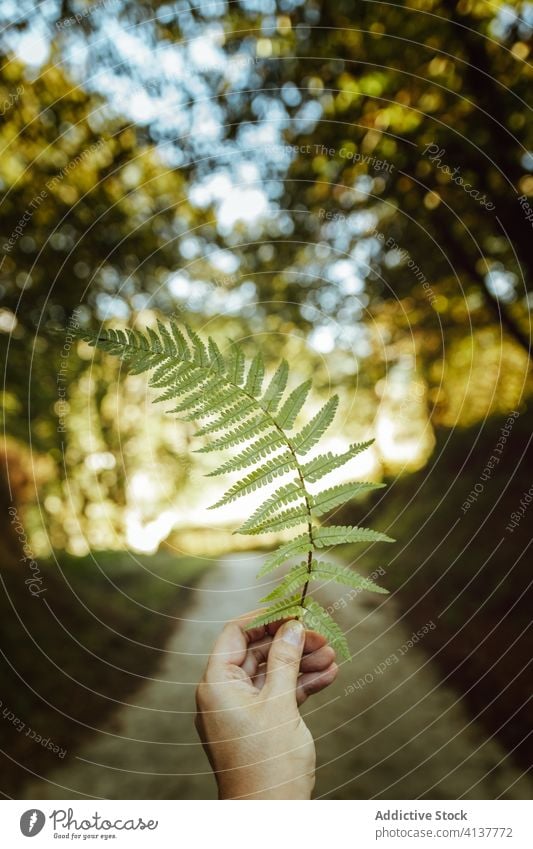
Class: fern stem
290,461,314,613
231,390,316,617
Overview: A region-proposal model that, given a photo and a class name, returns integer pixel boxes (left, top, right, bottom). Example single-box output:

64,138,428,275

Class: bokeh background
0,0,532,799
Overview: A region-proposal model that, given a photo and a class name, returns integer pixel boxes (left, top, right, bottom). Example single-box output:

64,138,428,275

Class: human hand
195,612,338,799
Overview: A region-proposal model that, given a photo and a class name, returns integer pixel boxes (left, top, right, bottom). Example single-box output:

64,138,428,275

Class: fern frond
156,319,178,356
310,481,385,517
207,432,285,476
244,351,265,396
194,397,258,436
261,562,310,601
185,324,209,366
226,342,245,385
146,326,163,353
149,361,191,389
166,375,224,414
195,415,274,453
256,535,314,577
309,561,388,594
168,321,190,358
186,386,244,420
292,395,339,454
128,353,164,375
237,481,304,533
79,320,394,661
303,598,350,660
209,452,296,508
301,440,375,483
124,328,149,352
247,595,305,629
208,337,225,371
313,525,394,547
275,380,312,429
152,367,202,402
242,504,310,535
261,559,387,602
262,360,289,412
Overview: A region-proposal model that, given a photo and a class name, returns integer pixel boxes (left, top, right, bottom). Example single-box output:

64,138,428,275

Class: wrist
216,766,314,800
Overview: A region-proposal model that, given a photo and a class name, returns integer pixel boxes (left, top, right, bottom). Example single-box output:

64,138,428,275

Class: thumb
263,620,305,706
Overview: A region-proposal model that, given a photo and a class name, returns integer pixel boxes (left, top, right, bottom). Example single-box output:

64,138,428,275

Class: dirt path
22,553,533,800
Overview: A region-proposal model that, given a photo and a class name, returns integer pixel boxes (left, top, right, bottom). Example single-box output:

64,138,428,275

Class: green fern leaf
166,375,224,415
78,320,395,661
152,367,203,402
303,598,350,660
262,360,289,412
194,397,258,436
149,361,191,389
185,324,209,367
146,326,164,353
301,440,374,482
242,504,310,535
195,416,274,453
261,562,310,601
156,319,177,356
226,342,245,385
256,535,314,577
262,559,387,601
247,595,305,629
168,321,190,358
313,525,394,547
124,328,149,352
310,481,385,517
244,351,265,396
208,337,225,372
187,386,244,420
292,395,339,454
275,379,312,429
129,353,166,375
210,452,296,508
310,561,388,594
207,432,285,476
238,481,304,533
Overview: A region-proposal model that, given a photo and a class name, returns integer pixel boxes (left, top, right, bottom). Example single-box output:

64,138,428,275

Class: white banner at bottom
1,799,531,848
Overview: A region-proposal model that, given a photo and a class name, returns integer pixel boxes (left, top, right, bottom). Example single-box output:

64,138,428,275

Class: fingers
299,643,336,674
242,631,336,682
205,611,267,678
206,623,251,680
296,662,338,706
262,620,305,706
241,635,272,680
206,611,336,697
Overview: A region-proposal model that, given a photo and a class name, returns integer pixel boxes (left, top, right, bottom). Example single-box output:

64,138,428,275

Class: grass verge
0,550,211,797
337,410,532,775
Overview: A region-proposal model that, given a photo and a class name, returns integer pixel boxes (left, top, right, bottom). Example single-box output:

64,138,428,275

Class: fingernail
281,620,304,646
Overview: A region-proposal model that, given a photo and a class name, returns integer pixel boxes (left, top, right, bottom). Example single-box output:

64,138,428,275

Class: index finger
206,609,268,673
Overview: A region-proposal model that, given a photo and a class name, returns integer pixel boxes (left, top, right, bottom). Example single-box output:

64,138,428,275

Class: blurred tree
2,0,532,558
0,54,199,559
8,0,526,419
236,0,533,388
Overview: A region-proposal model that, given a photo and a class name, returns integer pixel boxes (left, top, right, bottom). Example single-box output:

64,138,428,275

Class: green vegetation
337,409,532,773
0,550,211,797
81,321,394,659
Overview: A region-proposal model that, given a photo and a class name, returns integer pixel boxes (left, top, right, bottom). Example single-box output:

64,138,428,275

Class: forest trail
22,552,533,800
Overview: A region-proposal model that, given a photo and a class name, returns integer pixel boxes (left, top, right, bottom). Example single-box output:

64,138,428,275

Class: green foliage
80,321,394,660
